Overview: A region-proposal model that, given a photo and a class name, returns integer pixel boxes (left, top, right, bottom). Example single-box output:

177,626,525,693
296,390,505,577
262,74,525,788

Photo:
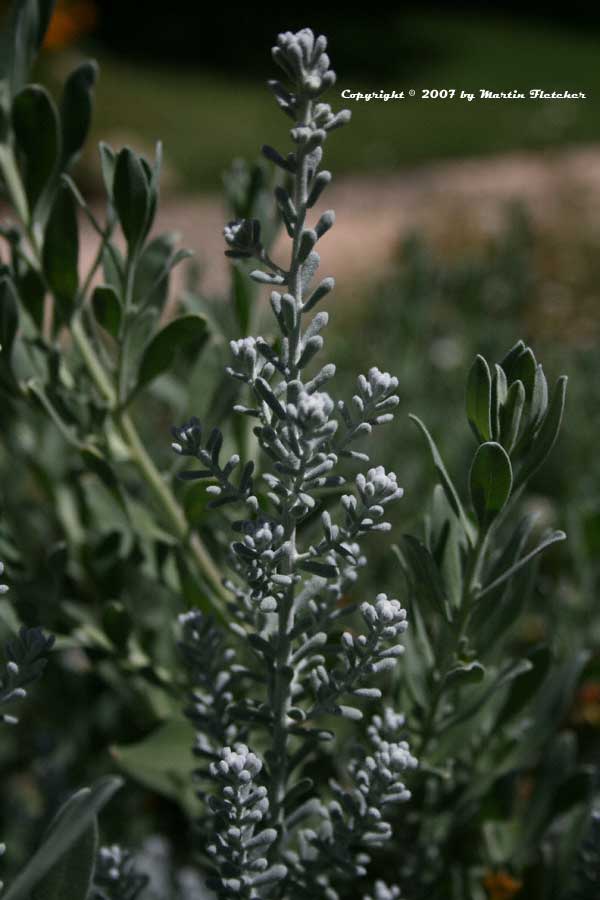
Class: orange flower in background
572,680,600,727
483,869,523,900
43,0,97,51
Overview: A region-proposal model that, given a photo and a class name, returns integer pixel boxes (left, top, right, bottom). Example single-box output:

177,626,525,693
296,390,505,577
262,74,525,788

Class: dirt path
77,143,600,299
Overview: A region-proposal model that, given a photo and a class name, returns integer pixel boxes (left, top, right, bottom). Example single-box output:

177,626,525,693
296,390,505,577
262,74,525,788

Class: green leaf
31,817,97,900
232,263,255,335
299,560,339,578
183,481,209,526
430,485,463,609
12,84,59,213
43,182,79,322
92,284,121,338
99,141,116,198
15,263,45,329
515,732,577,865
530,651,590,755
496,645,552,726
400,533,452,623
478,529,566,600
0,1,55,94
133,233,192,311
507,345,536,399
102,601,132,651
529,363,548,431
466,354,492,442
0,276,19,371
409,414,475,545
113,147,150,252
444,660,485,686
136,314,208,393
499,379,525,453
514,376,568,490
3,776,122,900
499,339,525,376
60,59,98,169
469,441,512,529
111,719,196,814
490,363,507,440
81,447,128,513
435,658,533,745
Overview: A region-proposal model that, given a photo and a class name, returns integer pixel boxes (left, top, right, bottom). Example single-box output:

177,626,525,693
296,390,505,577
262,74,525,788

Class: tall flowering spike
174,28,411,897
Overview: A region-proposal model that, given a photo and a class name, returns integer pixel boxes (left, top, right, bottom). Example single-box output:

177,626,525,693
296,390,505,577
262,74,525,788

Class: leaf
0,276,19,374
132,233,191,312
466,354,492,442
136,314,208,393
12,84,59,212
430,485,463,609
16,263,45,329
477,530,566,600
490,363,507,440
409,414,475,545
528,650,590,755
496,645,552,726
111,719,197,814
400,533,452,622
434,658,533,746
0,0,55,94
113,147,150,251
469,441,512,529
515,732,577,865
529,363,548,431
92,284,121,338
444,661,486,686
299,560,339,578
232,262,254,335
102,601,132,651
81,447,128,513
499,379,525,453
31,817,97,900
499,340,526,377
514,376,568,490
60,59,98,169
507,345,536,398
43,182,79,322
99,141,116,197
3,776,122,900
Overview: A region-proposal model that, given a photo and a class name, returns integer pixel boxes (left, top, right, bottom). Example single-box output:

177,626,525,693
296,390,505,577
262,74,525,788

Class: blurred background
2,0,600,883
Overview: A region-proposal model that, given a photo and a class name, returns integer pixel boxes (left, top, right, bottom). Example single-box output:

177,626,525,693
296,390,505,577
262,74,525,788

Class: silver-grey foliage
173,27,415,898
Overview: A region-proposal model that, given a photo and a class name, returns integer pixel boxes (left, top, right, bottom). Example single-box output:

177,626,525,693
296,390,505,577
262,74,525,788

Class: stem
268,97,313,838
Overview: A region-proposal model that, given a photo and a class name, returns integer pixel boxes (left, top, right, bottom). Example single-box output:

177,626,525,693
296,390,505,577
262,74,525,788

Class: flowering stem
268,96,313,838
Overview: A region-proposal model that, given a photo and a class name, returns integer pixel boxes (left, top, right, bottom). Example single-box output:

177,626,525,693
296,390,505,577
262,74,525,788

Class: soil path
74,143,600,298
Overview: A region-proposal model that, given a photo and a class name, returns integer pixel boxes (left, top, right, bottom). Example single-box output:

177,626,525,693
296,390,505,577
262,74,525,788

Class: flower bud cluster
206,745,287,898
364,882,402,900
1,625,55,726
91,845,148,900
224,218,261,259
178,611,239,753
